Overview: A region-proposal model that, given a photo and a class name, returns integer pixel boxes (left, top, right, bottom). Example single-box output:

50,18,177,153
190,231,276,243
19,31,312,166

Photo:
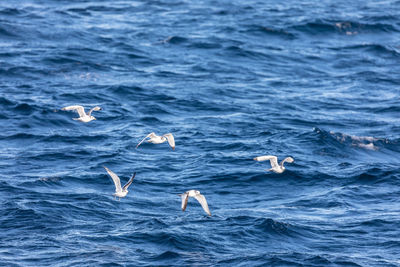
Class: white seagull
104,166,136,200
254,155,294,173
179,190,211,216
61,105,102,122
136,132,175,150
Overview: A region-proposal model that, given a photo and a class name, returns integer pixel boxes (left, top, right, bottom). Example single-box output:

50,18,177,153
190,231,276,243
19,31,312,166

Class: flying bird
136,132,175,150
103,166,135,200
253,155,294,173
179,190,211,216
61,105,102,122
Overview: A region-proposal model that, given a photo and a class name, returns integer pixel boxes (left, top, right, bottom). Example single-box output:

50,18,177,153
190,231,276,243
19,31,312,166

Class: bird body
104,166,135,200
62,105,101,122
254,155,294,173
136,132,175,149
179,190,211,216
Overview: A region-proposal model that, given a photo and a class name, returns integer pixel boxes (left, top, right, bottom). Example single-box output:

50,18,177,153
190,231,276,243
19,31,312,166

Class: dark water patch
136,217,169,229
66,7,92,16
290,20,337,35
364,14,399,23
41,134,109,144
83,4,140,13
291,195,352,210
159,36,188,44
244,25,296,39
188,41,222,50
359,218,400,229
124,52,147,60
0,25,19,38
217,252,333,266
139,116,164,124
223,45,272,61
0,66,46,78
345,167,400,186
174,98,231,113
41,55,108,71
0,7,24,16
58,92,105,102
0,51,18,58
13,103,35,115
367,105,400,114
0,203,67,231
0,96,14,107
252,217,298,236
330,43,400,58
150,250,180,261
291,19,399,35
107,84,176,104
108,84,145,98
0,133,40,141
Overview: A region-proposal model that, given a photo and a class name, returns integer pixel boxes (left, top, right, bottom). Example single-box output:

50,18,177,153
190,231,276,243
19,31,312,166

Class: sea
1,0,400,266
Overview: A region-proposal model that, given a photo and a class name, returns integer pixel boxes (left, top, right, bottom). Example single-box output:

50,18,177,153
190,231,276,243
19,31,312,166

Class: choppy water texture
1,0,400,266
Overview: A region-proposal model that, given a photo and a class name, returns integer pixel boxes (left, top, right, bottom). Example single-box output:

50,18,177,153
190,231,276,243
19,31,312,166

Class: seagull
103,166,136,200
61,105,102,122
179,190,211,216
136,132,175,150
253,155,294,173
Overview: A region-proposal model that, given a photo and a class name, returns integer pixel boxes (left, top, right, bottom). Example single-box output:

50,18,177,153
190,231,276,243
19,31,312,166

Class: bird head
286,157,294,163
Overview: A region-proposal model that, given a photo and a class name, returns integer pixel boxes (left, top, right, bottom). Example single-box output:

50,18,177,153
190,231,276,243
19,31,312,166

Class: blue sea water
1,0,400,266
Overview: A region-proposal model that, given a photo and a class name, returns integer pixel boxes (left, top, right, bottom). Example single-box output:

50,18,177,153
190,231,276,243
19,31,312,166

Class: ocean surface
1,0,400,266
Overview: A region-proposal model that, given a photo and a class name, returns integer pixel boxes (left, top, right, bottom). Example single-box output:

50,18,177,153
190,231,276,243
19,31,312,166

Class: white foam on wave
329,130,386,151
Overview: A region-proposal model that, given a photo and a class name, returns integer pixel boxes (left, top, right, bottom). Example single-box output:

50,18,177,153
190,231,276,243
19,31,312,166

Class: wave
0,65,47,78
290,19,399,35
216,252,345,266
224,215,301,238
0,7,24,16
188,41,222,50
329,43,400,58
158,36,188,44
0,25,19,38
224,45,272,60
243,25,296,39
312,127,397,152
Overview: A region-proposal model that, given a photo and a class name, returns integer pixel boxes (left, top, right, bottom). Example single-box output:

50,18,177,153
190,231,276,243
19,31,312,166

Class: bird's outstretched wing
104,166,122,193
194,194,211,216
180,192,189,211
136,132,156,148
62,105,86,118
122,172,136,191
254,155,279,169
88,106,102,116
163,133,175,150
